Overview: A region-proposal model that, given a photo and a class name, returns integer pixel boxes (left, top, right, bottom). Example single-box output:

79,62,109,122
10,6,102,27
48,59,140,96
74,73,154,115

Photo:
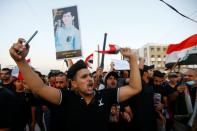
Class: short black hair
48,72,57,79
67,60,87,80
103,71,119,85
142,65,154,72
1,68,12,75
168,72,178,78
56,71,67,78
153,70,165,78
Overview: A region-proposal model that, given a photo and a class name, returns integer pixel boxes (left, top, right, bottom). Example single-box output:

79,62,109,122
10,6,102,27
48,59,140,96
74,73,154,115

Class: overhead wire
160,0,197,23
158,9,197,43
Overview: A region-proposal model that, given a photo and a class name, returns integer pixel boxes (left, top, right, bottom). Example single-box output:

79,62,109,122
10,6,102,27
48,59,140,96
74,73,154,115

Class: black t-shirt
59,88,118,131
1,82,15,92
45,89,68,131
130,79,157,131
0,87,17,129
14,92,34,125
162,82,177,96
153,84,166,98
0,85,34,130
166,83,197,117
48,103,67,131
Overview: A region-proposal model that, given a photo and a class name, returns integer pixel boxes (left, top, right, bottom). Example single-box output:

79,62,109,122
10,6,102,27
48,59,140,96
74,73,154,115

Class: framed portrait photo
52,5,82,59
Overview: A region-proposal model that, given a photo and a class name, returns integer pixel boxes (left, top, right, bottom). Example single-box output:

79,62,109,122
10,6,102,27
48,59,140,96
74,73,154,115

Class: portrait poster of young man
52,5,82,59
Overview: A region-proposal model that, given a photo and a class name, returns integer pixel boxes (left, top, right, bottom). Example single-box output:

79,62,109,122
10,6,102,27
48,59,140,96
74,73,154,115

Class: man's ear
143,71,148,77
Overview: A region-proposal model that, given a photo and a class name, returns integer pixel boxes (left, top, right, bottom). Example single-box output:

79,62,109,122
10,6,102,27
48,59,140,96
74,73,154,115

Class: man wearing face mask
167,68,197,130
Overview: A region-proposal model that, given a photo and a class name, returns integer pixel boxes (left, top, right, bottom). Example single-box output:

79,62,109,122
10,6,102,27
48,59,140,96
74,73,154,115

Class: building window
151,47,154,52
163,48,166,52
151,55,155,58
158,55,161,58
157,48,160,51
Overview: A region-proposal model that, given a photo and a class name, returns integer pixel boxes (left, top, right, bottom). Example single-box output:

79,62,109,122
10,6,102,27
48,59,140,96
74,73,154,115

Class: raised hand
120,48,137,59
9,38,29,62
177,84,187,93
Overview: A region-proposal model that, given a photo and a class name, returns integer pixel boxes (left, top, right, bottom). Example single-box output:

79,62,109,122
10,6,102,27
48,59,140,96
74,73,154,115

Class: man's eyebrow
81,73,92,78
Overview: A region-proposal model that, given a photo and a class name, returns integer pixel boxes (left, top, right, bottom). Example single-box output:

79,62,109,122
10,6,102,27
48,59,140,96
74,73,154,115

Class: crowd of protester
0,39,197,131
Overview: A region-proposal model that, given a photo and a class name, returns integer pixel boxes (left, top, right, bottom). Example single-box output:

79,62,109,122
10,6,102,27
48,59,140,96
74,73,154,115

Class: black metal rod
17,30,38,54
100,33,107,68
25,30,38,48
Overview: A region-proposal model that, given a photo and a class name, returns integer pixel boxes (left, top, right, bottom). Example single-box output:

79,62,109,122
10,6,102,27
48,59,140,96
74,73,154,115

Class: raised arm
138,57,145,70
118,48,142,102
9,38,61,105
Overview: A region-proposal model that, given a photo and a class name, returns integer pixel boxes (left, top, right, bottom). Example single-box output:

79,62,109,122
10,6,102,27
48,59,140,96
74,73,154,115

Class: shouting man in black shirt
9,38,142,131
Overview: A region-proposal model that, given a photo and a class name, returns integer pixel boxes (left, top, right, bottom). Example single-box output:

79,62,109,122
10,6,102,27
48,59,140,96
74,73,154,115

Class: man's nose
87,74,92,79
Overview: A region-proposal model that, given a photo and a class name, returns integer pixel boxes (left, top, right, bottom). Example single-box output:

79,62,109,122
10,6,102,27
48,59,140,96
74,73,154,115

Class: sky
0,0,197,75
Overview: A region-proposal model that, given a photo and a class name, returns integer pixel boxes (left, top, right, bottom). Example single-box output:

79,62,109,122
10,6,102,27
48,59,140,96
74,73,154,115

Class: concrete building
138,43,168,69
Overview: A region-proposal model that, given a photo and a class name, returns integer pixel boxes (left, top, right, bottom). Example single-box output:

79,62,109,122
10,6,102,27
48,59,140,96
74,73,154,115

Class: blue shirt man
55,11,81,52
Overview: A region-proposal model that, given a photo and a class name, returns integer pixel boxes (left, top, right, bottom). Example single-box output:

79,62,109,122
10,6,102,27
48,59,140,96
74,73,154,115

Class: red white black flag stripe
165,34,197,65
97,44,121,54
85,53,93,68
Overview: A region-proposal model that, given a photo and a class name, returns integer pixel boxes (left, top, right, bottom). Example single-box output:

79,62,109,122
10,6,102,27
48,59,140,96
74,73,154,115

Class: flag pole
121,54,123,60
170,58,181,72
97,44,100,67
178,64,181,72
100,33,107,68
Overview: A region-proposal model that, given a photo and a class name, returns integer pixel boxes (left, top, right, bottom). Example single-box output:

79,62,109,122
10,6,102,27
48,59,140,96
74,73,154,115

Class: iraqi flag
85,53,93,68
165,34,197,68
11,59,31,80
97,44,121,54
